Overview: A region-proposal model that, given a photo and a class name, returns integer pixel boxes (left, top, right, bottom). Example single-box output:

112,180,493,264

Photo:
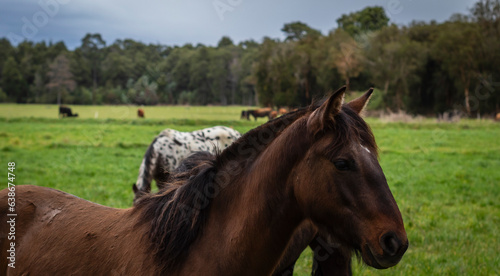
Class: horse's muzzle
364,232,409,269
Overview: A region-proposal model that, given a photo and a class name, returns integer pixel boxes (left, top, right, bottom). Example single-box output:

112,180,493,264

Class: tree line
0,0,498,116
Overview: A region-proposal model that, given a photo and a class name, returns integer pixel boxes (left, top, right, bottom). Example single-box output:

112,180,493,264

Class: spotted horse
132,126,241,202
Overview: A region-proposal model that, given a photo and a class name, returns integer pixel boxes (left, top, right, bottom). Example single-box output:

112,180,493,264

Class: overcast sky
0,0,478,49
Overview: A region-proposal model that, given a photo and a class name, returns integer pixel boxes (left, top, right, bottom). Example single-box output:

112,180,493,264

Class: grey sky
0,0,478,49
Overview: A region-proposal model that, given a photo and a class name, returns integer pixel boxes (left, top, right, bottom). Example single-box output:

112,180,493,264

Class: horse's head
294,87,408,269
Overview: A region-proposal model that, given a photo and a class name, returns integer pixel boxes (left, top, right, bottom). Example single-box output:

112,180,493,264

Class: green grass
0,103,255,121
1,104,499,275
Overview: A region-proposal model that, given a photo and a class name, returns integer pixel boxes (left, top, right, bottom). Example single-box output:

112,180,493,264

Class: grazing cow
59,106,78,118
269,110,278,119
244,107,274,121
132,126,241,202
495,113,500,121
240,110,248,119
138,108,145,118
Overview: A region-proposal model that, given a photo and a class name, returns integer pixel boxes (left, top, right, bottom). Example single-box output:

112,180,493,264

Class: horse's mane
134,162,216,274
216,106,313,167
134,99,377,274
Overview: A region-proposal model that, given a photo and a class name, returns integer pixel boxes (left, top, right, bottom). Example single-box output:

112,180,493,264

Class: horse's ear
346,88,374,115
307,86,346,136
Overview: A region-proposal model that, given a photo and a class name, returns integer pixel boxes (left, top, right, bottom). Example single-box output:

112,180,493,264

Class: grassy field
1,104,499,275
0,103,252,121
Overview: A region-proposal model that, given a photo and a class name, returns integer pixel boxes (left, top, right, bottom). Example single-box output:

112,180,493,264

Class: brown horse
0,87,408,275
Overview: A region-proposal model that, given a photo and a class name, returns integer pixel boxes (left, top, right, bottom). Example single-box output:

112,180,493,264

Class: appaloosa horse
133,126,241,202
0,87,408,275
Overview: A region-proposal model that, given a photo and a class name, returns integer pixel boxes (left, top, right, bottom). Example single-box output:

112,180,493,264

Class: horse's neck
186,118,310,275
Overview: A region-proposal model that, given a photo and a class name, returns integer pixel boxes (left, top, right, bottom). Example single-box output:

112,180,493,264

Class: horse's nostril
380,232,401,257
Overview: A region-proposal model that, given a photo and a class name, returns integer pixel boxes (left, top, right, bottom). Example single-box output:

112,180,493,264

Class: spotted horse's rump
133,126,241,201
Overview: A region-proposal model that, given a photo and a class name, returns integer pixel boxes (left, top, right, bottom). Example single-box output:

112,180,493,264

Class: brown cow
138,108,145,118
245,107,273,121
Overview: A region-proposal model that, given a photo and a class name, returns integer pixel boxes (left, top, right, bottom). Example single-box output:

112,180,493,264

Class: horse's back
158,128,180,138
0,185,102,274
196,126,241,146
0,185,151,275
159,126,240,151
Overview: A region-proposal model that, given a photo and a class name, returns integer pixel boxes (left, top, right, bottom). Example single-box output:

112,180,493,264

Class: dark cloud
0,0,478,49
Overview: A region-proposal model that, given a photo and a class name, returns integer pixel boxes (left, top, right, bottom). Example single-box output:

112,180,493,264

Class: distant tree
239,39,259,49
189,46,212,104
253,37,278,106
330,29,364,92
337,6,390,37
365,25,427,110
217,36,234,48
0,38,14,80
1,57,27,102
209,47,233,105
78,33,106,104
471,0,500,25
127,75,158,105
238,45,259,105
46,53,76,105
310,36,343,97
17,41,37,88
172,47,194,103
31,69,45,103
0,87,7,102
364,25,401,96
470,0,500,113
102,50,134,88
46,41,68,60
228,53,243,104
281,21,321,41
433,21,481,115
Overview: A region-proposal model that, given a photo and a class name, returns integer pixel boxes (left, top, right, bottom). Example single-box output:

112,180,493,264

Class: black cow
59,106,78,118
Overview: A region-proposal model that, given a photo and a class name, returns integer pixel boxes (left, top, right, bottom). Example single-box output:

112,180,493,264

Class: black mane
216,106,313,167
134,162,216,274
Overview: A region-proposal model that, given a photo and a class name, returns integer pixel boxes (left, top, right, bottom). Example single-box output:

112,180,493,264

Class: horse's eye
333,159,351,171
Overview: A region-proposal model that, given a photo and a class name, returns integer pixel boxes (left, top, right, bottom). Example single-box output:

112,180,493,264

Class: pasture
1,104,499,275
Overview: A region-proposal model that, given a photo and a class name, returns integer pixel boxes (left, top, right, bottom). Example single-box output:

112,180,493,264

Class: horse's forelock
319,105,378,161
